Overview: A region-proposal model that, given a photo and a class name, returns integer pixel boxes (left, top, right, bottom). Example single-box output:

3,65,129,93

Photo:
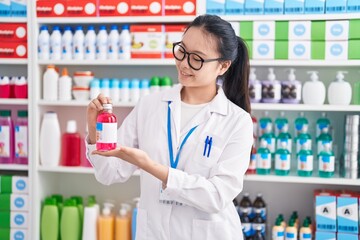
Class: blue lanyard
167,101,198,169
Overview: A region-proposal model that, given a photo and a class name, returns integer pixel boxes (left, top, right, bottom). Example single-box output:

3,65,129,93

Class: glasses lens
188,53,203,70
173,44,186,61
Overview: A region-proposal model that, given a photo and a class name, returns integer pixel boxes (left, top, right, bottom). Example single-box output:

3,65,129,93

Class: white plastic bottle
62,26,73,60
50,26,62,60
96,25,108,60
43,65,59,101
302,71,326,105
38,25,50,60
100,78,110,97
110,79,120,102
120,78,130,103
140,79,150,98
85,25,96,60
90,78,101,99
58,68,72,101
130,79,140,103
119,25,131,60
73,26,85,60
328,71,352,105
108,25,119,60
82,196,99,240
40,112,61,167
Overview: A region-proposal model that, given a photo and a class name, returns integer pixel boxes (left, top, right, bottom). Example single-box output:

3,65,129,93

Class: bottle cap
40,26,48,31
120,78,130,88
100,79,110,88
15,76,27,85
249,68,257,81
133,197,140,208
90,79,100,88
44,197,57,206
75,25,83,31
140,79,150,89
53,26,60,31
64,26,72,31
110,25,118,30
150,76,160,86
0,110,11,117
103,103,112,110
275,217,282,226
110,79,120,89
88,25,95,31
99,25,107,31
335,71,348,82
71,196,83,205
119,203,131,217
243,192,250,197
160,76,173,86
88,195,97,207
130,79,140,89
307,71,319,82
61,68,69,77
66,120,77,133
17,110,28,118
122,25,130,30
0,76,10,84
64,198,77,207
288,68,296,81
102,202,114,216
51,194,63,204
267,68,276,81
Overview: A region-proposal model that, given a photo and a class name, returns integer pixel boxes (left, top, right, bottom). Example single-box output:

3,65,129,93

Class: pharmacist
87,14,253,240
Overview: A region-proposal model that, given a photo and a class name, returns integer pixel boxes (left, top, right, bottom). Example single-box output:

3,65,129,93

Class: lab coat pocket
193,134,224,168
192,219,231,240
135,208,148,240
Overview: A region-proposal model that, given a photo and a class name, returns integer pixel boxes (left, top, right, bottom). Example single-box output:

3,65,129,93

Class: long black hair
185,14,251,113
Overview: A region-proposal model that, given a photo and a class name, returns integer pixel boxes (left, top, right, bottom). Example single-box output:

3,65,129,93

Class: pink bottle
61,120,81,166
0,76,10,98
96,103,117,151
0,110,14,164
14,110,28,164
9,76,16,98
14,76,28,99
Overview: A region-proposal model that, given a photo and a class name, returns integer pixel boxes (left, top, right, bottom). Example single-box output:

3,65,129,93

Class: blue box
337,195,359,234
315,194,337,232
245,0,264,15
326,0,346,13
207,0,225,15
225,0,245,15
284,0,304,14
315,231,336,240
264,0,284,14
337,233,359,240
10,0,26,17
0,0,11,16
347,0,360,12
304,0,325,14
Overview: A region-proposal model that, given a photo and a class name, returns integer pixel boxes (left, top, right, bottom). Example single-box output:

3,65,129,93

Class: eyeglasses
172,42,223,71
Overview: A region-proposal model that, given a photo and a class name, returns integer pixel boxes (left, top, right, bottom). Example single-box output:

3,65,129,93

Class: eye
191,54,203,62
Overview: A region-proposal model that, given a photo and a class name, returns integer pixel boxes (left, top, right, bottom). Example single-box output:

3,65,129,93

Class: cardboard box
311,21,325,41
164,25,186,58
36,0,67,17
98,0,131,16
130,25,164,58
264,0,284,15
347,0,360,12
130,0,162,16
0,42,27,58
0,229,28,240
349,20,360,40
164,0,196,16
66,0,97,17
275,21,288,40
253,21,275,40
10,0,26,16
0,211,28,229
337,233,359,240
304,0,325,14
315,231,336,240
0,194,29,212
311,41,325,59
0,0,11,16
275,40,288,59
289,21,311,40
0,23,27,42
245,0,264,15
326,21,349,41
206,0,225,15
348,40,360,59
0,176,28,194
284,0,304,14
225,0,244,15
337,192,359,234
252,40,274,59
239,21,253,40
326,0,346,13
325,41,348,60
315,190,337,232
289,41,310,60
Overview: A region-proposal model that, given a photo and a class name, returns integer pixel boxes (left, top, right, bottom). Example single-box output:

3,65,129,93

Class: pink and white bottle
14,110,28,164
0,110,14,164
96,104,117,151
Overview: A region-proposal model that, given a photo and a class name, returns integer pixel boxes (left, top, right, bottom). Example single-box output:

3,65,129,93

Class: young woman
87,14,253,240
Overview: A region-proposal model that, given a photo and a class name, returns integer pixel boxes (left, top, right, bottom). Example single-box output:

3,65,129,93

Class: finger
90,98,103,111
97,94,112,105
91,148,121,156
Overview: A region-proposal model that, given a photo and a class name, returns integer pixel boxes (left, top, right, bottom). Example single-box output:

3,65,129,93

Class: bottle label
276,139,292,153
256,153,271,169
15,125,28,158
319,155,335,172
316,122,329,137
239,207,253,216
297,154,313,171
281,83,300,101
252,223,266,234
317,140,333,155
275,122,289,136
273,229,285,239
295,123,308,135
264,137,276,153
296,138,312,154
254,208,266,220
242,222,252,237
0,126,10,157
300,232,312,239
286,231,296,239
96,122,117,143
275,154,290,170
249,83,262,101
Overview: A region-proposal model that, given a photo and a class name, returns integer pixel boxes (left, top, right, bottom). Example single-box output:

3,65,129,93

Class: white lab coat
87,84,253,240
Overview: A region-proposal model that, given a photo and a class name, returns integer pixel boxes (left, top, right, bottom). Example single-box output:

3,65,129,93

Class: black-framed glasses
172,42,223,71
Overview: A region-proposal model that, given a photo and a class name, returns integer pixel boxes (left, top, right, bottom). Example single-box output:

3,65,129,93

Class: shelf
0,59,28,64
38,166,140,176
38,59,176,66
0,164,28,171
0,17,27,23
0,99,28,105
251,103,360,112
38,100,136,107
250,60,360,67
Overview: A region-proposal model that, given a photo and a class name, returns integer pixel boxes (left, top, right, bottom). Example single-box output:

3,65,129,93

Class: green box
348,40,360,59
0,175,12,193
349,20,360,40
240,21,253,40
0,211,10,228
311,41,325,60
243,39,253,59
0,229,10,240
0,194,11,211
311,21,326,41
275,21,289,40
275,40,288,59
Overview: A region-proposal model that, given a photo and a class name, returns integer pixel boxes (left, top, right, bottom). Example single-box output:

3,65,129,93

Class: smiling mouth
181,71,192,76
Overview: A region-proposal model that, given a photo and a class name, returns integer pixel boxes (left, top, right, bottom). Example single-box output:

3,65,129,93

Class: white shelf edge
0,17,27,23
0,59,28,64
0,99,29,105
251,103,360,112
0,164,28,171
37,59,176,66
38,100,136,107
250,60,360,67
38,166,140,176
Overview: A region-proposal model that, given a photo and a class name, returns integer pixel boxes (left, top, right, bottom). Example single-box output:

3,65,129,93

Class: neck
181,84,217,104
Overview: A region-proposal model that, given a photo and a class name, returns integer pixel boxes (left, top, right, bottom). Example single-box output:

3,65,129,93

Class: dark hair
185,14,251,113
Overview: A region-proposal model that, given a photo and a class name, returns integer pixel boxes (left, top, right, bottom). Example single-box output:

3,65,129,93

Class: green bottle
295,132,312,155
294,112,309,137
275,111,289,136
41,197,59,240
259,111,273,136
353,80,360,104
316,112,331,138
160,76,173,91
276,132,292,153
256,139,271,175
150,76,160,93
297,141,313,177
61,199,81,240
318,143,335,178
71,196,84,239
316,127,332,155
275,140,291,176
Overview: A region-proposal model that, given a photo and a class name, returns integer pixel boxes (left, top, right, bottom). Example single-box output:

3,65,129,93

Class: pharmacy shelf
38,100,136,107
38,59,176,66
0,59,28,64
0,164,28,171
251,103,360,112
250,60,360,67
38,166,140,176
0,17,27,23
0,99,28,105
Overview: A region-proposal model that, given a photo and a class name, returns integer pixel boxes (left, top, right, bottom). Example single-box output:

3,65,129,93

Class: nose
178,53,191,69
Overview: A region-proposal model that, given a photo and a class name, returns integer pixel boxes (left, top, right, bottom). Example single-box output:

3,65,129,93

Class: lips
180,70,192,77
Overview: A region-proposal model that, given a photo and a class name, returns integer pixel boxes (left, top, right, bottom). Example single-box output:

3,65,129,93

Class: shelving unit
0,164,28,171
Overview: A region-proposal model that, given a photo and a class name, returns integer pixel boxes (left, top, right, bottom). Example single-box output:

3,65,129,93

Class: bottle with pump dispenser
297,141,313,177
99,202,115,240
261,68,281,103
281,68,302,104
318,143,335,178
328,71,352,105
249,67,262,103
115,203,132,240
302,71,325,105
256,139,272,175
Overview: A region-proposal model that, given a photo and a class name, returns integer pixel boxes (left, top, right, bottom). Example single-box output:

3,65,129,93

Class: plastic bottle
71,196,84,238
58,68,73,101
14,110,28,165
41,197,59,240
272,217,285,240
253,193,266,221
302,71,325,105
316,112,331,138
249,67,262,103
297,141,313,177
328,71,352,105
50,26,62,60
353,74,360,104
281,68,302,104
260,131,276,155
38,25,50,60
130,79,140,103
108,25,119,60
60,198,81,240
0,76,10,98
0,110,14,164
90,78,101,99
294,112,308,137
252,212,266,238
96,104,117,151
132,198,140,240
316,127,332,155
256,139,272,175
240,208,252,239
120,78,130,102
115,203,132,240
160,76,173,91
150,76,160,93
275,112,289,136
285,219,297,240
295,131,312,155
276,131,292,153
96,25,108,60
259,111,272,136
275,140,291,176
62,26,73,60
39,112,61,167
73,26,85,60
99,202,115,240
100,78,110,97
61,120,81,166
119,25,131,60
9,76,16,98
318,143,335,178
261,68,281,103
14,76,28,99
85,25,96,60
140,79,150,98
239,193,253,218
82,196,99,240
110,79,120,102
43,65,59,101
299,218,312,240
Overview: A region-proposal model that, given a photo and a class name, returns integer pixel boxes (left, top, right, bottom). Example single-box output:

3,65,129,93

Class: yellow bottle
285,219,297,240
98,203,115,240
272,217,285,240
115,204,132,240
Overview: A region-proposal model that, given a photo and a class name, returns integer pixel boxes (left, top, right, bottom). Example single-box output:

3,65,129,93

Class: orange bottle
115,204,132,240
98,203,115,240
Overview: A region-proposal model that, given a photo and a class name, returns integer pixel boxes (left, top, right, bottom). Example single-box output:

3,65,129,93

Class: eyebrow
181,42,207,56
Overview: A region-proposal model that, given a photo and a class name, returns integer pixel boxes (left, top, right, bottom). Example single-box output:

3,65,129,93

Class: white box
289,41,311,60
253,40,274,59
325,41,348,60
12,176,29,194
10,212,28,229
289,21,311,40
11,229,28,240
326,21,349,41
253,21,275,40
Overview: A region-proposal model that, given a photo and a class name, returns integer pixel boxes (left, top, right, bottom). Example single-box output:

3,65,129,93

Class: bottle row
0,76,28,99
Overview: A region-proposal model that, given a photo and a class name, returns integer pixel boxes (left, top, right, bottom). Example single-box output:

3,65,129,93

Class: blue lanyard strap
167,101,198,169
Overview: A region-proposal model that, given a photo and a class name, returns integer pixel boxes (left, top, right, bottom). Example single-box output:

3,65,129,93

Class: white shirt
180,101,208,130
87,84,253,240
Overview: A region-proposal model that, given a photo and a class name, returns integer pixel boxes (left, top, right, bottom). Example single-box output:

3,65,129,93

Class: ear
218,60,231,76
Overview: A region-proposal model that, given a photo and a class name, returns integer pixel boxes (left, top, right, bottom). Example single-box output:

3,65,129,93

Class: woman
87,14,253,240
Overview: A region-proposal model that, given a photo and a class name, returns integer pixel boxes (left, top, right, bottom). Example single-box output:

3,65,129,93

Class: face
174,27,230,88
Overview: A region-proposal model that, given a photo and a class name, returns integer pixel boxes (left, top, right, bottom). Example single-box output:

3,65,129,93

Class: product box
0,176,28,194
284,0,304,14
337,192,359,234
98,0,131,16
304,0,325,14
130,0,162,16
349,20,360,40
326,0,346,13
315,231,336,240
252,40,274,59
289,21,311,40
325,21,349,41
164,0,196,16
164,25,186,58
315,190,337,232
36,0,67,17
0,42,27,58
275,21,288,40
66,0,97,17
0,0,11,16
311,21,325,41
0,229,28,240
244,0,264,15
289,40,310,60
230,22,240,36
10,0,26,16
0,211,28,229
347,0,360,12
275,40,288,59
0,23,27,42
264,0,284,15
325,41,348,60
348,40,360,59
206,0,225,15
0,194,29,212
225,0,244,15
253,21,275,40
130,25,164,58
239,21,253,40
337,233,359,240
311,41,325,59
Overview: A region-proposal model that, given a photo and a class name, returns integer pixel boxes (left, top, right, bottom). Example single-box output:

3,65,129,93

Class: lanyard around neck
167,101,198,169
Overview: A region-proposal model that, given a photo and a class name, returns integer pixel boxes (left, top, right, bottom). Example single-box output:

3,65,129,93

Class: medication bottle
297,141,313,177
253,193,267,221
96,104,117,151
61,120,81,166
85,25,96,60
256,139,271,175
58,68,72,101
61,26,73,60
119,25,131,60
275,140,291,176
294,112,308,137
73,26,85,60
275,112,289,136
40,112,61,167
108,25,119,60
316,112,330,138
50,26,62,60
318,143,335,178
96,25,108,60
240,208,252,239
0,76,10,98
0,110,14,164
14,76,28,99
272,217,285,240
38,25,50,60
239,193,253,219
14,110,28,165
43,65,59,101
